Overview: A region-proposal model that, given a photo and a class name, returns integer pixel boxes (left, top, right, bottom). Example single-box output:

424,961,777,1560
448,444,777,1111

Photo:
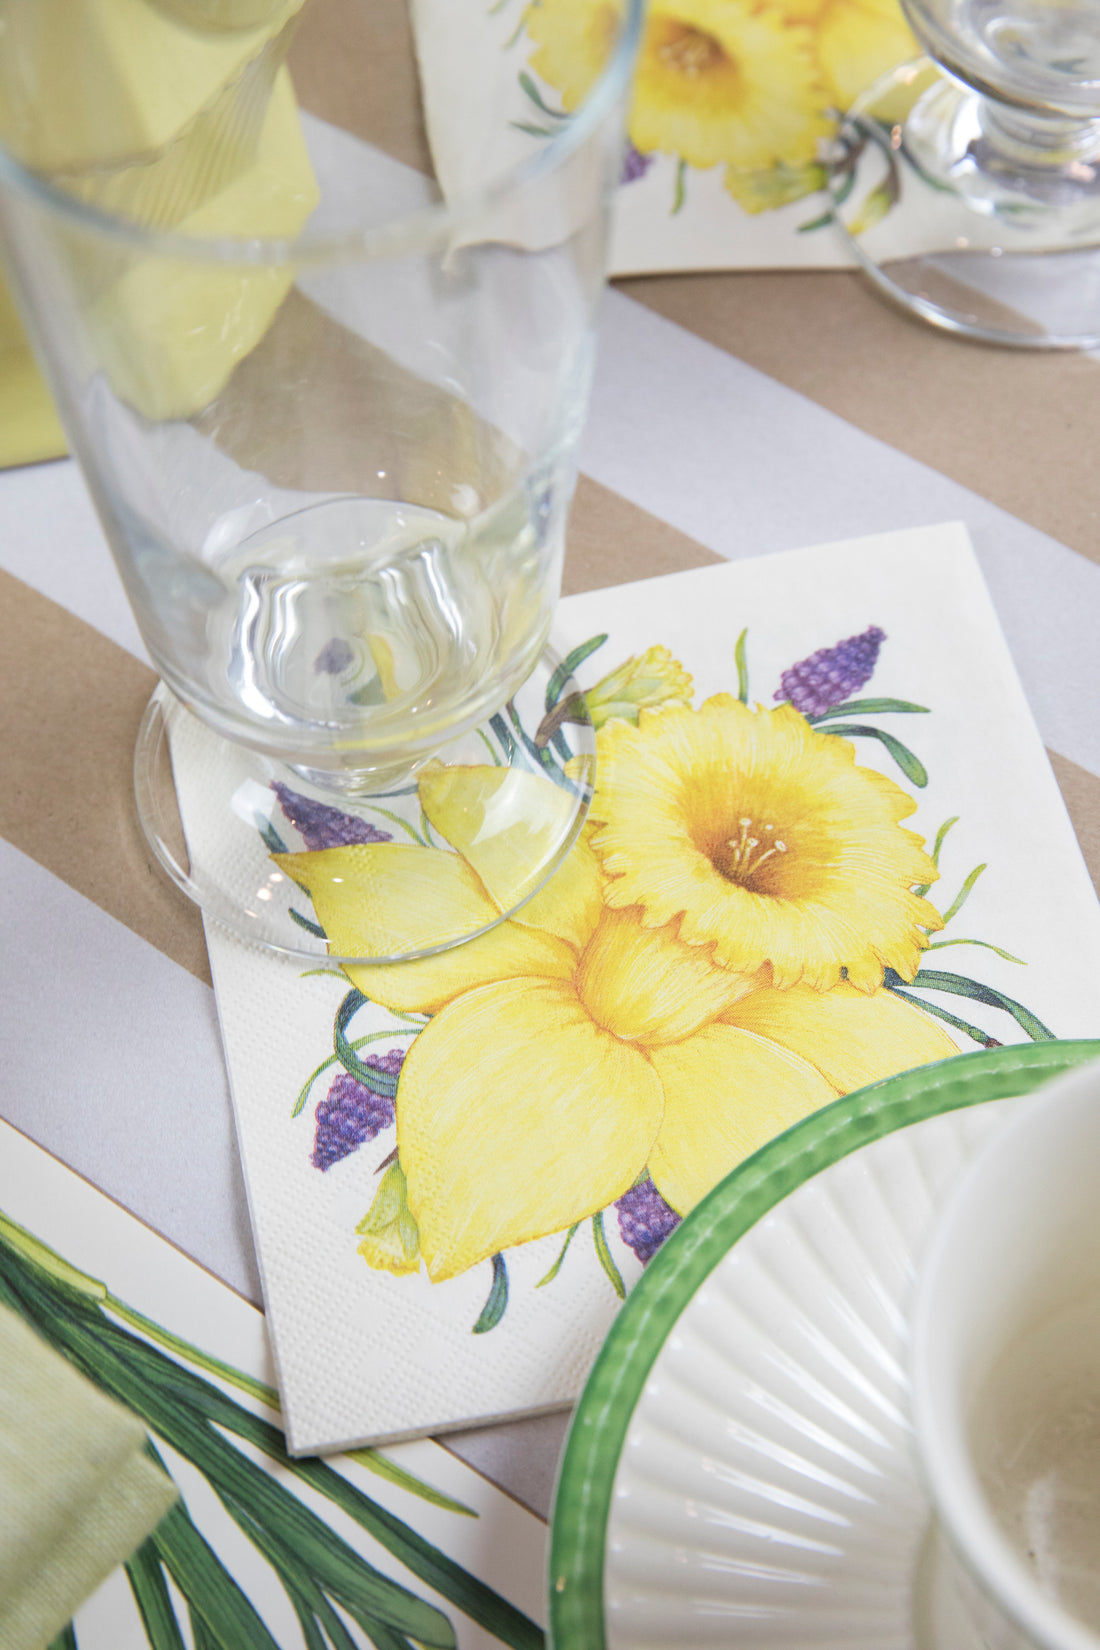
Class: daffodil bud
583,645,694,729
356,1161,421,1277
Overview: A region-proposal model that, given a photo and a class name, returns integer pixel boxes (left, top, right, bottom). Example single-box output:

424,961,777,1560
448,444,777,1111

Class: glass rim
0,0,645,268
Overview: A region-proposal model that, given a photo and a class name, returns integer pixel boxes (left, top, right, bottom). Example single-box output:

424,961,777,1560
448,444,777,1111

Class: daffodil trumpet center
656,21,730,78
713,815,789,888
590,696,943,992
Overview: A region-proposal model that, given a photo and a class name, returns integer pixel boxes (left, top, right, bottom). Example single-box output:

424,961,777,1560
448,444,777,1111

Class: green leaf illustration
734,628,750,705
939,862,986,926
0,1220,544,1650
672,157,688,215
915,814,959,895
808,697,930,723
886,985,1000,1049
335,990,402,1096
536,1223,580,1288
518,71,567,120
289,908,327,939
473,1254,510,1334
925,937,1024,965
820,723,928,786
545,634,607,710
258,818,289,855
592,1212,625,1300
887,967,1054,1042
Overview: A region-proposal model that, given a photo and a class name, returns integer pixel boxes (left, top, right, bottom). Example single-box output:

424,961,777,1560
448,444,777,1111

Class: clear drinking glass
0,0,641,958
827,1,1100,347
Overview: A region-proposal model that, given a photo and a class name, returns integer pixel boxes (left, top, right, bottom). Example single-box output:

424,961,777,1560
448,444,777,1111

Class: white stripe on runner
0,835,260,1303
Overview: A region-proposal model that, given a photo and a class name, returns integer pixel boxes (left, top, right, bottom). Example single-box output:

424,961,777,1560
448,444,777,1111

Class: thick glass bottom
827,59,1100,349
135,647,594,964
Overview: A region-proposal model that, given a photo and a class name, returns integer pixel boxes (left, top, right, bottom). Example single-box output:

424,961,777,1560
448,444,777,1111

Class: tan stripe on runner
0,568,211,985
620,269,1100,567
565,474,723,594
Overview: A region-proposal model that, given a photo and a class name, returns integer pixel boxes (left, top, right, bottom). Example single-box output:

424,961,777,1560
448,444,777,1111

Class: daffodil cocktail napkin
412,0,936,274
189,522,1100,1453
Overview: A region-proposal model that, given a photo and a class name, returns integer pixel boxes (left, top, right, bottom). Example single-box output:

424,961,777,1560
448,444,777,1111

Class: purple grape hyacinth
314,638,354,676
621,143,653,185
616,1178,681,1264
311,1051,405,1171
271,781,392,850
775,625,886,717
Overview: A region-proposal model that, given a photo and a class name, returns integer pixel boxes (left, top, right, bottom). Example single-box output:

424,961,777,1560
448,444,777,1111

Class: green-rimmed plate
548,1041,1100,1650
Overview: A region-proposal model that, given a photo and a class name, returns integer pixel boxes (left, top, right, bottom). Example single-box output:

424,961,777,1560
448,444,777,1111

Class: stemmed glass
827,1,1100,347
0,0,642,960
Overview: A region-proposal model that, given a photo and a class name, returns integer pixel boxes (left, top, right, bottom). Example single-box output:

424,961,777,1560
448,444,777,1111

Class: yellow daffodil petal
418,763,603,949
647,1024,838,1215
577,905,762,1045
274,844,574,1013
524,0,622,110
512,836,604,950
398,978,663,1279
592,696,941,992
814,0,917,111
723,980,959,1090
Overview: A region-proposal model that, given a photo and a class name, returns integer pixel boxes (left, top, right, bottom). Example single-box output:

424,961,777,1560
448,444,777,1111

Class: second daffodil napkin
184,523,1100,1453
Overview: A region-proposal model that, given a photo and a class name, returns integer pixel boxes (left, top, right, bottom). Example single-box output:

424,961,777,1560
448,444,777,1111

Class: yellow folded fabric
0,0,317,442
0,1304,179,1650
90,65,319,421
0,0,301,175
0,278,66,468
0,344,66,468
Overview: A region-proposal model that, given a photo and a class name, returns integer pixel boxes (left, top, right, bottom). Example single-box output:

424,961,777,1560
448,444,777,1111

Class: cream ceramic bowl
910,1058,1100,1650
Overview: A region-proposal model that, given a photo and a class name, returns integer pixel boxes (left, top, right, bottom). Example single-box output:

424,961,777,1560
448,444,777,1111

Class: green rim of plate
547,1039,1100,1650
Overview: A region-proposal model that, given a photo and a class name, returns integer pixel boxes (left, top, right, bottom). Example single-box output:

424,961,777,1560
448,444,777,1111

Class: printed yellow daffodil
526,0,833,172
769,0,918,112
277,759,956,1281
589,695,943,991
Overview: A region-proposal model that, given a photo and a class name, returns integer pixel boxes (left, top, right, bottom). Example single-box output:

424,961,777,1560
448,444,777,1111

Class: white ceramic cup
910,1060,1100,1650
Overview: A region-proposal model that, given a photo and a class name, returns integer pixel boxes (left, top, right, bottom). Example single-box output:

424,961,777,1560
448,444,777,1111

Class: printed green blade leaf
734,629,749,705
334,991,400,1096
345,1450,477,1518
820,723,928,787
887,985,999,1049
127,1549,189,1650
808,697,930,723
889,967,1054,1042
152,1501,284,1650
939,862,986,927
546,635,607,709
592,1211,625,1301
537,1223,579,1288
473,1253,509,1334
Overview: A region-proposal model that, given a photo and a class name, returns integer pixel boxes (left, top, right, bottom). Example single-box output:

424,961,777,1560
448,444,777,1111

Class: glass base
135,647,595,964
827,59,1100,349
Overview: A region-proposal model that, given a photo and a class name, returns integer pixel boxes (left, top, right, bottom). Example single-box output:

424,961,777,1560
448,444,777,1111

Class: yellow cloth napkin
0,279,66,468
0,0,315,459
0,1304,179,1650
